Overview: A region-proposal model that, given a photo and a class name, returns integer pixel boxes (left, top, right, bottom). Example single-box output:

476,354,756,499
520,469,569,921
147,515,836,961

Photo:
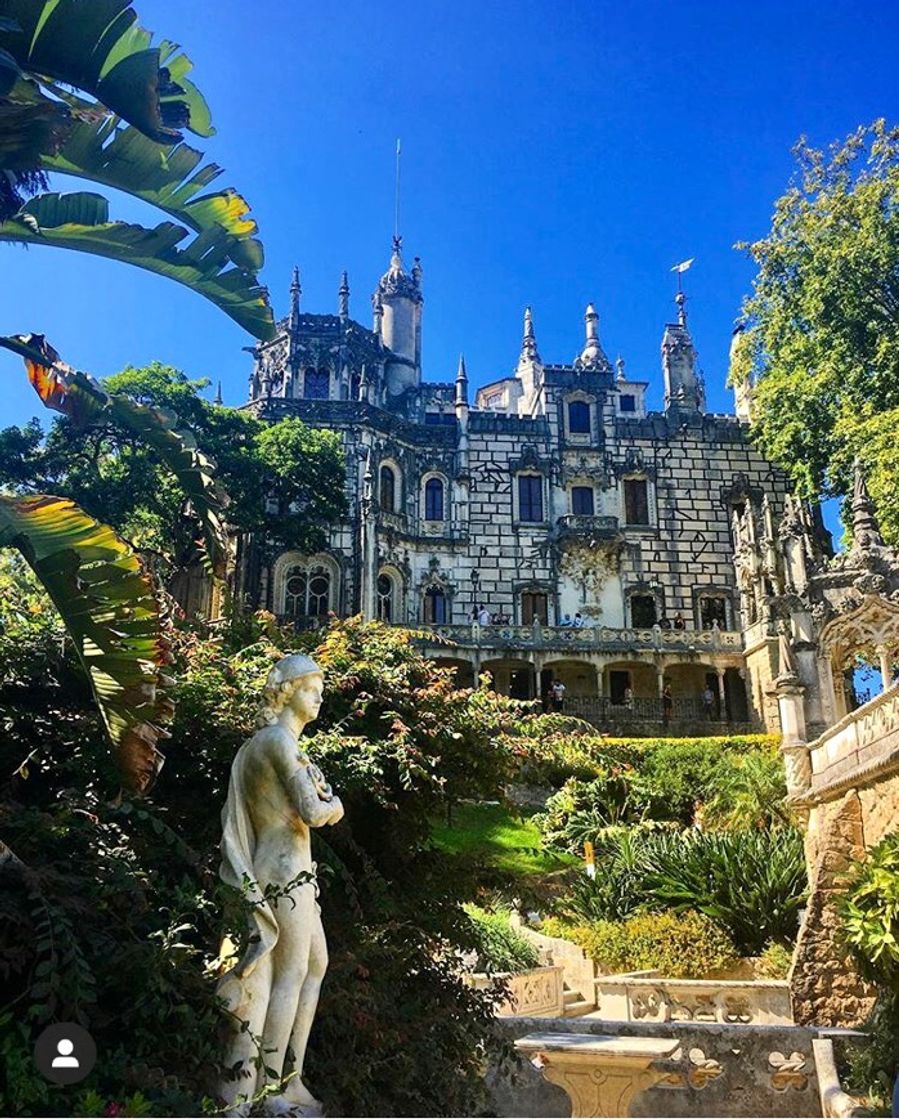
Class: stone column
716,666,726,719
877,644,892,693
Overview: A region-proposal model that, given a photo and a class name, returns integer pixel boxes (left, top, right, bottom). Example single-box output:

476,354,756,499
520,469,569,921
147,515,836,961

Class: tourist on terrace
702,685,716,719
662,684,673,725
560,613,573,627
573,611,585,628
550,679,566,711
659,616,672,629
477,604,492,626
673,613,686,630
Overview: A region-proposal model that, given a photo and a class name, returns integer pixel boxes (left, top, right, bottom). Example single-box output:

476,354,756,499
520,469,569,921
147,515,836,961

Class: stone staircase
563,984,594,1018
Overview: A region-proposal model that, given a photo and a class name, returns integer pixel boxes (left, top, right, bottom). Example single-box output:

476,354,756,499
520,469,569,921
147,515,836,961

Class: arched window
424,477,445,521
276,554,336,620
568,400,591,434
303,367,330,399
284,567,307,618
424,586,447,624
377,574,394,622
379,465,397,512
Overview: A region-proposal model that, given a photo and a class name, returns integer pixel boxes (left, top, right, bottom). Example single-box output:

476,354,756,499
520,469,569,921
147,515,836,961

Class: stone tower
662,291,704,414
374,235,423,397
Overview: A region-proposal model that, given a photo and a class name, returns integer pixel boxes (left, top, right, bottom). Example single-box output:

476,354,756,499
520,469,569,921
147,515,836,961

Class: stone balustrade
466,965,565,1017
418,621,743,655
593,973,792,1027
806,682,899,797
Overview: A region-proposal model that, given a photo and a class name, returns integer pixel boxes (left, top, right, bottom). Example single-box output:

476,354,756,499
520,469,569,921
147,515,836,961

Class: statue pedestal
514,1032,679,1118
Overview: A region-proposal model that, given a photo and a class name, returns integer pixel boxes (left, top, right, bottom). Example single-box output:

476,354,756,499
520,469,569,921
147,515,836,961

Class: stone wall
488,1015,837,1118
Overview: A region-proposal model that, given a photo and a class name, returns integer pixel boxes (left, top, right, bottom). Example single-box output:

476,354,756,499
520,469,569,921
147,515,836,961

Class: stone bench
514,1031,680,1117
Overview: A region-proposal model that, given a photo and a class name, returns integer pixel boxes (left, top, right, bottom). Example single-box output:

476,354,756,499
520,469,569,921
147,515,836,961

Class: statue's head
256,654,325,728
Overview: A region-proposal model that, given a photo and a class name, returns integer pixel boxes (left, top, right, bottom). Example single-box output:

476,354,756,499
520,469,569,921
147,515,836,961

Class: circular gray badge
34,1022,96,1085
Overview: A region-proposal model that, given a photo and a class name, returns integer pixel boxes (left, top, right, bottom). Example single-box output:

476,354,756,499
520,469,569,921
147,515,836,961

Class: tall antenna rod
394,138,401,243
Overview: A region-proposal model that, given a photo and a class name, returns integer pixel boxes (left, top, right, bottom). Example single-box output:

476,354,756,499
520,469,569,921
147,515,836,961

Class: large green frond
0,0,212,141
0,332,229,574
41,104,263,271
0,492,172,793
0,191,274,339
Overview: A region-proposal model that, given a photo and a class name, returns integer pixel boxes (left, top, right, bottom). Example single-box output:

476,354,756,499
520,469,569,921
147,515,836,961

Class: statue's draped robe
219,737,279,979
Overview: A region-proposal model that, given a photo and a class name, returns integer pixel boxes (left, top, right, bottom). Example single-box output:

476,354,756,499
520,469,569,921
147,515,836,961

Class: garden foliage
0,589,526,1117
464,906,540,974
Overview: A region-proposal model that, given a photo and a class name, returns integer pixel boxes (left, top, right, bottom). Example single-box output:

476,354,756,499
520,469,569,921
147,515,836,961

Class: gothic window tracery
303,367,330,399
276,553,337,619
377,574,394,622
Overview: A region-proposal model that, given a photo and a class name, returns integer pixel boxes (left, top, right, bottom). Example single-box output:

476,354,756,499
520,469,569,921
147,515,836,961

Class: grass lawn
431,800,579,879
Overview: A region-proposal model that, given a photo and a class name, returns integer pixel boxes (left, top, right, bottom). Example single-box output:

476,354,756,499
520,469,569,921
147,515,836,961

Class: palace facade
235,239,831,733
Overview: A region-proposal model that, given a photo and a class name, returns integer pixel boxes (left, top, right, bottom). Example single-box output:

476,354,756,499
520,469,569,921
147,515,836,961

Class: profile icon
34,1022,95,1084
51,1037,79,1069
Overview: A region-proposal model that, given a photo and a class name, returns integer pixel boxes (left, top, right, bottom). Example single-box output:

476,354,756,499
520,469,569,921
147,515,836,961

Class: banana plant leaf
0,493,173,794
0,191,274,340
0,332,228,576
40,98,263,272
0,0,212,142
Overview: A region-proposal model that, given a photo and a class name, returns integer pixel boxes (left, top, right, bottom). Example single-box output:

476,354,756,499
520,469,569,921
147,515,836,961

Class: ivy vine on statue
217,656,344,1118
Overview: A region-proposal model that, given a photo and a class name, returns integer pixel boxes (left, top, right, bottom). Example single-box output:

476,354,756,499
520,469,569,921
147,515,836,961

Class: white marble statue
217,654,344,1117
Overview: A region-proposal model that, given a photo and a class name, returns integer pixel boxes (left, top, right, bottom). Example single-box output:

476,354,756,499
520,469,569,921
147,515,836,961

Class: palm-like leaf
0,333,228,574
0,0,212,141
41,100,263,272
0,493,172,793
0,191,273,338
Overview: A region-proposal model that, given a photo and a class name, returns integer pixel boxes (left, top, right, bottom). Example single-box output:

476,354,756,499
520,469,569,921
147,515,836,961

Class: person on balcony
573,611,585,628
659,616,672,629
673,613,686,630
477,604,492,627
559,612,573,627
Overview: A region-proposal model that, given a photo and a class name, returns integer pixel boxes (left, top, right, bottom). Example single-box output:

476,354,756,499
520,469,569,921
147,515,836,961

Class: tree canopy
0,363,347,579
731,119,899,543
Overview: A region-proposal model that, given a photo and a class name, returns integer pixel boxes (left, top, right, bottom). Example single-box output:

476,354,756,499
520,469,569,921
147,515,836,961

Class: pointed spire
851,458,885,550
338,270,350,318
372,290,383,335
520,306,540,362
576,302,611,372
455,353,469,407
761,493,775,540
214,380,223,406
289,266,301,329
358,363,370,403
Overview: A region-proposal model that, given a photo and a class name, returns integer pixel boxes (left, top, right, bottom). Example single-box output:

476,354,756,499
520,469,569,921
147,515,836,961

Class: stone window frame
422,584,449,624
302,365,331,400
620,472,656,529
691,585,735,631
273,550,340,619
377,565,404,624
421,471,449,524
379,459,402,514
514,578,555,626
625,583,665,628
513,471,548,526
569,482,596,516
562,390,595,443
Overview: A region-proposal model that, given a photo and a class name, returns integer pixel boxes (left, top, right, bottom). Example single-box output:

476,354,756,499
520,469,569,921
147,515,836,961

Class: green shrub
535,773,652,854
464,906,540,973
565,910,737,979
640,826,807,954
701,747,791,830
756,941,794,979
838,832,899,1113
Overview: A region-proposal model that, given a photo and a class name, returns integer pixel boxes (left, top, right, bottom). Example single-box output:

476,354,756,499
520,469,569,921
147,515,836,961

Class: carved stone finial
616,355,626,381
521,305,541,363
289,265,301,332
575,302,612,373
455,353,469,407
338,270,350,318
214,380,223,406
851,458,885,551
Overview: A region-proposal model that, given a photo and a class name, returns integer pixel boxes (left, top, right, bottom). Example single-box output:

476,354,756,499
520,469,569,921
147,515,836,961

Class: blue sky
2,0,898,458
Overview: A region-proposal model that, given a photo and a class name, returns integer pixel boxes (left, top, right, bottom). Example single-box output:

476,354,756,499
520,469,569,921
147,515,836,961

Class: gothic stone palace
237,238,828,733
